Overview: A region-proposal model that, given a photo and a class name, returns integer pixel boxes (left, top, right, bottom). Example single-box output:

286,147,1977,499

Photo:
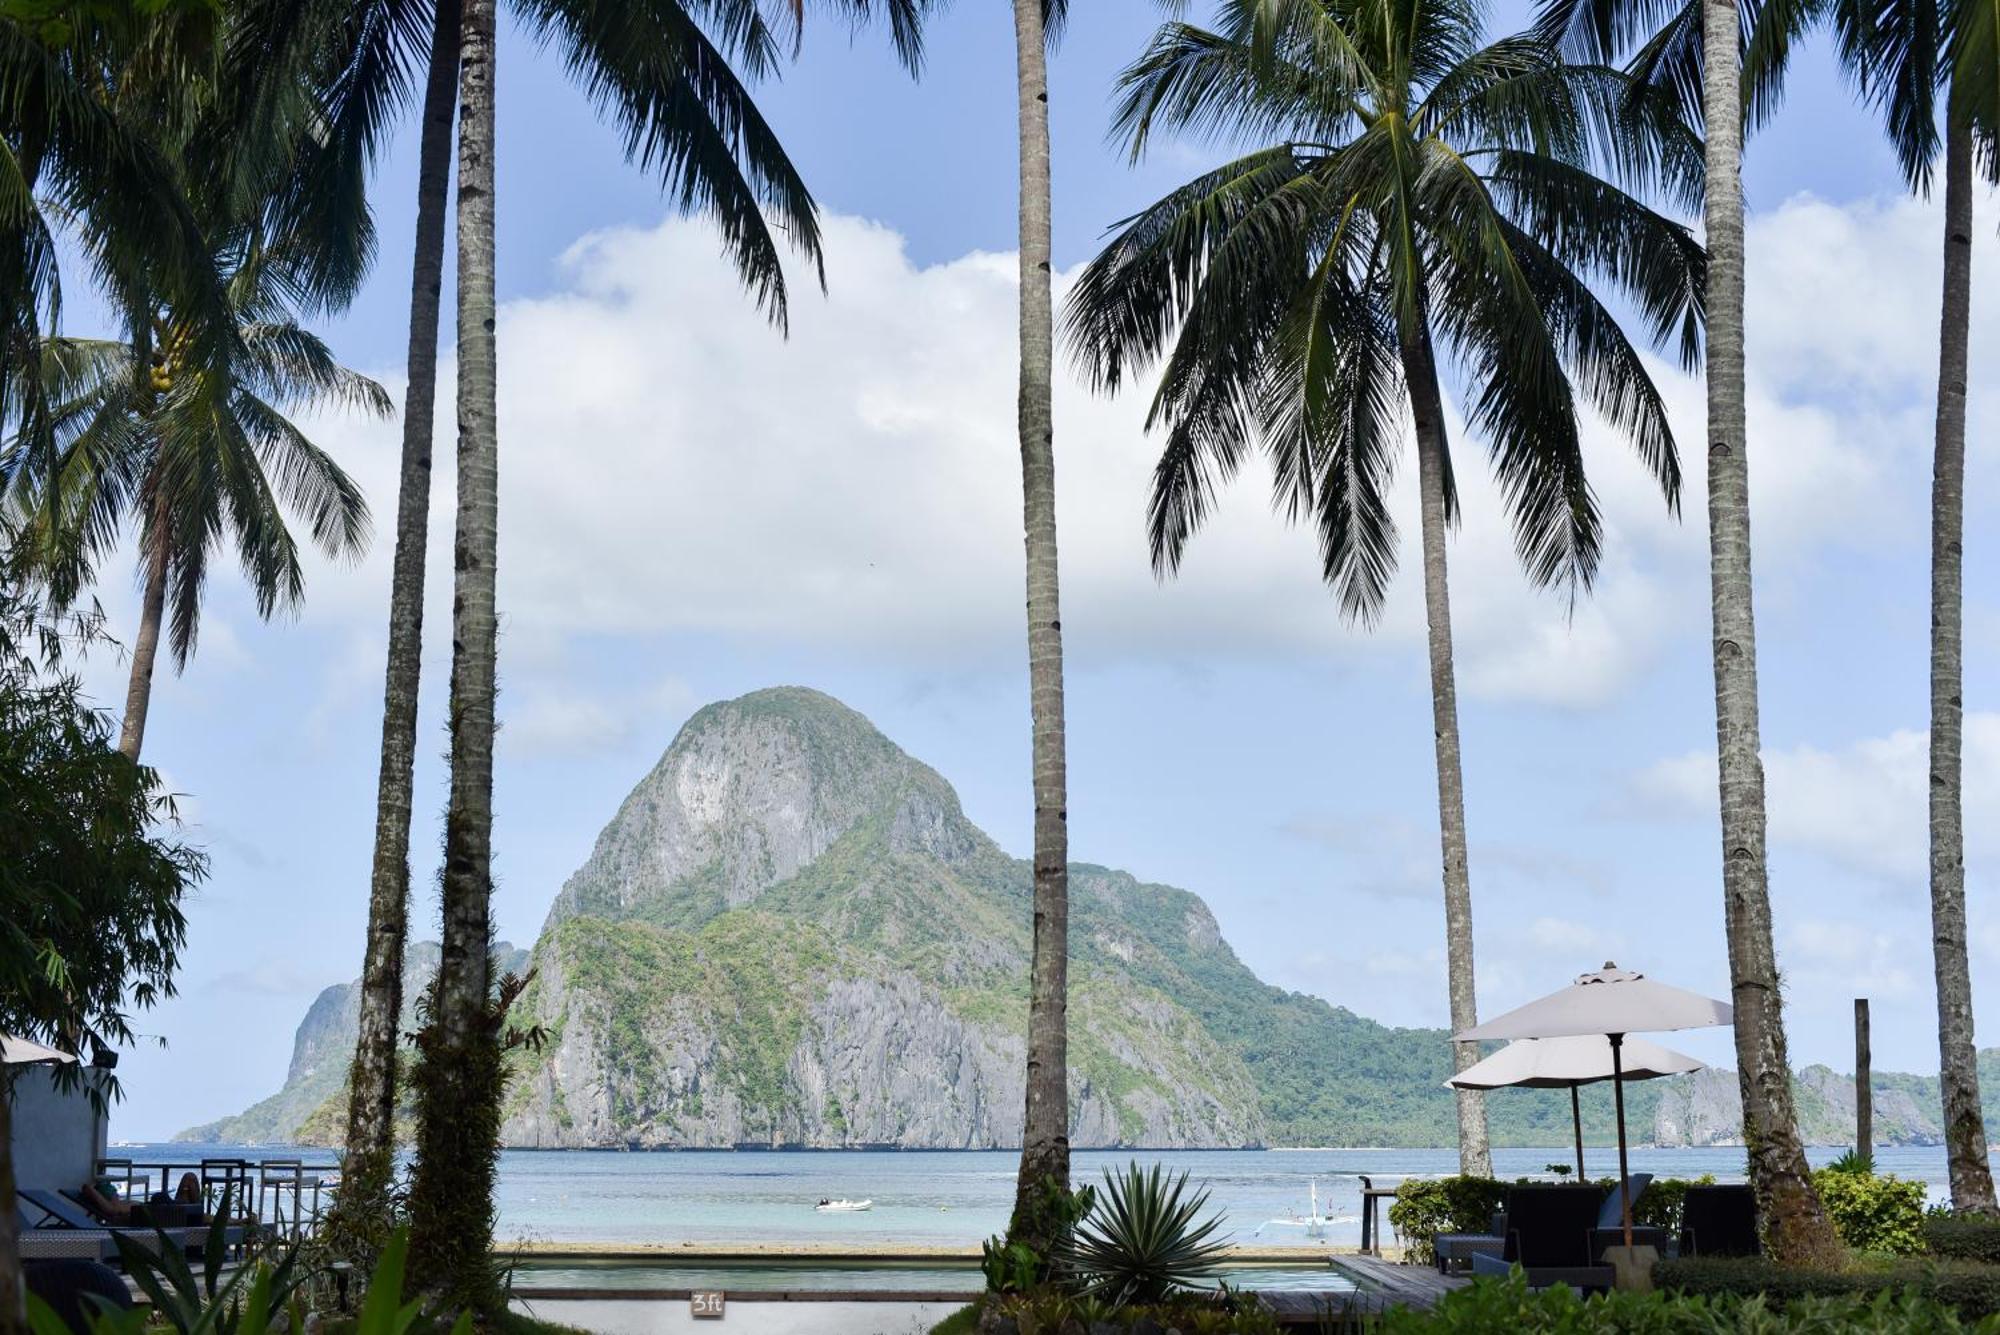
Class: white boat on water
814,1198,872,1213
1253,1178,1336,1239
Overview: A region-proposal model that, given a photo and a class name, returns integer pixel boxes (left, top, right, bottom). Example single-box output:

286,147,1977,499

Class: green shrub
1931,1211,2000,1263
1381,1271,2000,1332
1656,1255,2000,1321
1656,1256,1880,1305
1810,1167,1927,1254
1388,1177,1511,1266
980,1286,1282,1333
1935,1264,2000,1322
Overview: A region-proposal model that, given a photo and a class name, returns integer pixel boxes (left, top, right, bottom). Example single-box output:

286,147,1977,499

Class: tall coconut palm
385,0,933,1304
0,227,383,764
1531,0,1877,1266
1925,105,1992,1211
1006,0,1076,1258
1067,0,1707,1178
405,0,499,1307
1822,0,2000,1212
221,0,929,1249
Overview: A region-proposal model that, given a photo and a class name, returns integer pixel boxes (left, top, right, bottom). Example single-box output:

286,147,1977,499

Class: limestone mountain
178,942,528,1145
183,687,1996,1150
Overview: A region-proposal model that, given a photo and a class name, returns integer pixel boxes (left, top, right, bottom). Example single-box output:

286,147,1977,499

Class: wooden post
1855,998,1872,1162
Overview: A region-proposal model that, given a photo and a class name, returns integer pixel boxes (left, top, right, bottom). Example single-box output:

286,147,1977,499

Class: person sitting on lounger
76,1182,134,1226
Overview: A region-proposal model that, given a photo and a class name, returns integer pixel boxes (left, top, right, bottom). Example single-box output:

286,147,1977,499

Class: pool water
510,1261,1358,1296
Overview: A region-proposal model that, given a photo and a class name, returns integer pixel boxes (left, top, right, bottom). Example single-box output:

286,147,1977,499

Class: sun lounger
1586,1172,1671,1256
1438,1175,1660,1274
1678,1184,1760,1257
18,1188,240,1258
1469,1185,1616,1292
17,1205,118,1263
1434,1209,1507,1274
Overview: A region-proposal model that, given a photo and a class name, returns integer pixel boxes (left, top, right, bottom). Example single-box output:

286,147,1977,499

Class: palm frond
517,0,825,328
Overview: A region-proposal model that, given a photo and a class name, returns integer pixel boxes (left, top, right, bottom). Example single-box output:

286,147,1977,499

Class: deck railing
96,1156,341,1242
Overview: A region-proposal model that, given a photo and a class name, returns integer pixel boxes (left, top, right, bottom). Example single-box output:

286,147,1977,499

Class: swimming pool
509,1258,1360,1297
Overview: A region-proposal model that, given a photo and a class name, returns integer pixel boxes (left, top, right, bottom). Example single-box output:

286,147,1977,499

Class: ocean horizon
112,1142,1985,1250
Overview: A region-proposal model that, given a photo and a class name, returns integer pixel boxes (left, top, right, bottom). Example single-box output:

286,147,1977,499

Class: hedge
1931,1212,2000,1264
1378,1272,2000,1332
1655,1255,2000,1321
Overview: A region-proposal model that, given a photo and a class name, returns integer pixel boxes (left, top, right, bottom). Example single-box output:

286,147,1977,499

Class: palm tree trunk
1928,113,1995,1214
407,0,501,1309
1398,322,1491,1179
1,1068,20,1335
1004,0,1073,1258
117,492,170,762
335,0,461,1245
1699,0,1841,1265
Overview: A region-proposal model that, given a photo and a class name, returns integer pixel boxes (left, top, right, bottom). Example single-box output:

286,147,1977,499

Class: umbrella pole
1571,1084,1585,1179
1611,1032,1632,1249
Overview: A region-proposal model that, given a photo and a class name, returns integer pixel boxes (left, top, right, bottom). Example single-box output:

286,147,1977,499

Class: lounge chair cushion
1679,1184,1760,1258
1596,1174,1652,1230
19,1190,99,1231
1434,1231,1504,1273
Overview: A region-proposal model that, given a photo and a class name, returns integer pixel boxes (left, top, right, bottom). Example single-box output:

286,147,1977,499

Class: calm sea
114,1143,1978,1250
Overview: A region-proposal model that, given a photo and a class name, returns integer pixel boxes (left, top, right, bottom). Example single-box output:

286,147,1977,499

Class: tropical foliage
0,583,205,1329
1387,1271,2000,1331
1063,1163,1230,1307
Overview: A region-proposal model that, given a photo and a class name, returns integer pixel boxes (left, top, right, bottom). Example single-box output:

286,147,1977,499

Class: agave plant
1063,1163,1230,1307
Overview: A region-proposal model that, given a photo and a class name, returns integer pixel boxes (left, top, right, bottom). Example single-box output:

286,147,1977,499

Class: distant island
180,687,1998,1152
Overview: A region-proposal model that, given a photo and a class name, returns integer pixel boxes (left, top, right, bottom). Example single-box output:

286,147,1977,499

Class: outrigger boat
1253,1177,1337,1239
814,1198,873,1212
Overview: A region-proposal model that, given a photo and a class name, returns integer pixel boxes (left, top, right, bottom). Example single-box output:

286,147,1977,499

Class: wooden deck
1262,1256,1466,1324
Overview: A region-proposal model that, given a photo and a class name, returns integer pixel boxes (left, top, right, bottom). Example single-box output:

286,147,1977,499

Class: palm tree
1530,0,1866,1266
1817,0,2000,1213
405,0,500,1307
0,228,383,764
374,0,931,1303
1006,0,1076,1259
0,8,234,549
220,0,927,1248
1066,0,1707,1178
1925,104,1992,1212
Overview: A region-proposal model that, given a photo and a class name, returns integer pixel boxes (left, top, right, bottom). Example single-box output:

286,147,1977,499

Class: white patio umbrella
1455,963,1732,1250
1446,1035,1704,1179
2,1035,76,1065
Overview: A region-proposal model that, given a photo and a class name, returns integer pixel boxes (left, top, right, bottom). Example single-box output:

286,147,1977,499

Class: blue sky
64,2,2000,1140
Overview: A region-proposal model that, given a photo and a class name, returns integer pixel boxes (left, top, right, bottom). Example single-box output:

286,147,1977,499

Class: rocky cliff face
501,688,1264,1149
1651,1063,1951,1147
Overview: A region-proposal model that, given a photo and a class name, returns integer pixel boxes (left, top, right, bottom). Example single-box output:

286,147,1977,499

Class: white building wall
11,1067,107,1191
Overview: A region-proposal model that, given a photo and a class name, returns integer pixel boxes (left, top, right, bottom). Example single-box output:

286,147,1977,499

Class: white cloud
501,676,695,758
1783,918,1923,1001
1633,714,2000,884
285,190,1996,721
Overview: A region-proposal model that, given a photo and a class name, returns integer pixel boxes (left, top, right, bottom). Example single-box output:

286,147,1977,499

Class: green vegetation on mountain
187,689,1996,1151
